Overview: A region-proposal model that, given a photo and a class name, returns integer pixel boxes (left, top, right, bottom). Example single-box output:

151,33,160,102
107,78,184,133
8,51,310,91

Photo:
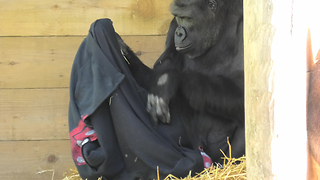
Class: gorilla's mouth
176,44,193,52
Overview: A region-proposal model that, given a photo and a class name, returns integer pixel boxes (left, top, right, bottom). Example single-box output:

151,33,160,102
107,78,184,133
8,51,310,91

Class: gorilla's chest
182,57,234,77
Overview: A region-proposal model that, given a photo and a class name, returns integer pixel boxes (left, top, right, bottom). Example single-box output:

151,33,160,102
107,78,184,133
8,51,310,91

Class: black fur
116,0,244,163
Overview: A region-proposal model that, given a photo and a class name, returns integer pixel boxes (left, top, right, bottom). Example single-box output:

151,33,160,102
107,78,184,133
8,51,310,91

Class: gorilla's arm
115,19,179,91
116,33,154,90
148,69,244,126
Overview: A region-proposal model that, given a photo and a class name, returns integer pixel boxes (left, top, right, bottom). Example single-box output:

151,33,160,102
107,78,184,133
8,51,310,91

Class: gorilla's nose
175,26,187,42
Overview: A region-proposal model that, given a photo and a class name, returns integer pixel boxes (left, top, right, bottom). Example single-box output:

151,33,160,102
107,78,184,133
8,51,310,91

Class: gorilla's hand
147,94,170,125
147,72,179,126
115,32,131,62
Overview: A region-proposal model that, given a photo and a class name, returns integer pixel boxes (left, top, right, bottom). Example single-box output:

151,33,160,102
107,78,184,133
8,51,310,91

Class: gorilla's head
170,0,243,58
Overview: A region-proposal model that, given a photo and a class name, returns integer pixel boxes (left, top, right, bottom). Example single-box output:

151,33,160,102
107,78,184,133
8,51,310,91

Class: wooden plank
122,35,166,68
0,89,69,141
0,37,80,89
0,0,173,36
244,0,275,177
0,140,75,180
0,36,166,89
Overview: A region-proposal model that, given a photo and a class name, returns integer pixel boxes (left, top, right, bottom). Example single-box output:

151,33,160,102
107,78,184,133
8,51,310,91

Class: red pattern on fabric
70,115,98,165
199,147,213,168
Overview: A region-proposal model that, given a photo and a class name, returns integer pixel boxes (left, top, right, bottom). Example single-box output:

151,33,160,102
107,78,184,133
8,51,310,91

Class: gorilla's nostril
175,26,187,41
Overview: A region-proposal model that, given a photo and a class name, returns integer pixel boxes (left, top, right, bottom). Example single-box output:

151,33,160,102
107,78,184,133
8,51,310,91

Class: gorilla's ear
208,0,217,12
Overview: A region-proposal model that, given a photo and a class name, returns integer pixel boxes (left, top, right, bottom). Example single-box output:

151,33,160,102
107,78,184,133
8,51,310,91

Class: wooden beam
244,0,275,178
0,36,165,88
0,0,172,36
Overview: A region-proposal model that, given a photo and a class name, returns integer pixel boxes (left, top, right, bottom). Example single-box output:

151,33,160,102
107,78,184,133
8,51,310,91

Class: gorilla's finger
159,98,170,123
115,33,127,52
148,94,155,107
146,94,152,111
147,94,160,127
155,96,161,115
147,103,159,127
150,110,159,127
155,96,166,123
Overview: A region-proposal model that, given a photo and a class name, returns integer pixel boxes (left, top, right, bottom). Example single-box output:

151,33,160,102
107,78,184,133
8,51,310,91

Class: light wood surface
0,89,69,141
0,36,166,89
0,140,74,180
0,0,173,36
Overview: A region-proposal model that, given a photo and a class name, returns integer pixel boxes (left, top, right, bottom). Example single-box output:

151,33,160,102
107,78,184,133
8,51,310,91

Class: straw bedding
62,153,246,180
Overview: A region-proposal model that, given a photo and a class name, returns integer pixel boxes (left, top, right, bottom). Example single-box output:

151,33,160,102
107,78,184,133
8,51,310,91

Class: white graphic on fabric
85,130,95,136
81,138,90,146
205,162,211,168
77,156,85,163
200,151,210,158
77,140,82,146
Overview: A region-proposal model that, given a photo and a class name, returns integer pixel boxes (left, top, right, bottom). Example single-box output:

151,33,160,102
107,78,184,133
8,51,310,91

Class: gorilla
117,0,244,163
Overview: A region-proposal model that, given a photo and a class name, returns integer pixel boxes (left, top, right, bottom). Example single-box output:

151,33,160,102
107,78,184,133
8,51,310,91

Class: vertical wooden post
244,0,308,179
244,0,275,178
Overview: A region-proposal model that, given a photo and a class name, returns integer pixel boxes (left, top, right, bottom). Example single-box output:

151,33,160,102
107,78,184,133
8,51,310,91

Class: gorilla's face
170,0,226,58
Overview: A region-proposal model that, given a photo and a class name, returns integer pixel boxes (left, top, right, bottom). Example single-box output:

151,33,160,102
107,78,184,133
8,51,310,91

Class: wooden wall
0,1,172,179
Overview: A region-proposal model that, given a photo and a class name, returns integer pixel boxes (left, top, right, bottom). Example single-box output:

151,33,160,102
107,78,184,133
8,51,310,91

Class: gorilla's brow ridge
173,0,199,8
175,2,186,7
171,3,198,17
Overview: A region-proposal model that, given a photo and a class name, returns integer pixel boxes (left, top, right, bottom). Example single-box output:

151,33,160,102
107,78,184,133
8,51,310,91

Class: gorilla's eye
175,16,192,25
182,16,192,21
208,0,217,11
